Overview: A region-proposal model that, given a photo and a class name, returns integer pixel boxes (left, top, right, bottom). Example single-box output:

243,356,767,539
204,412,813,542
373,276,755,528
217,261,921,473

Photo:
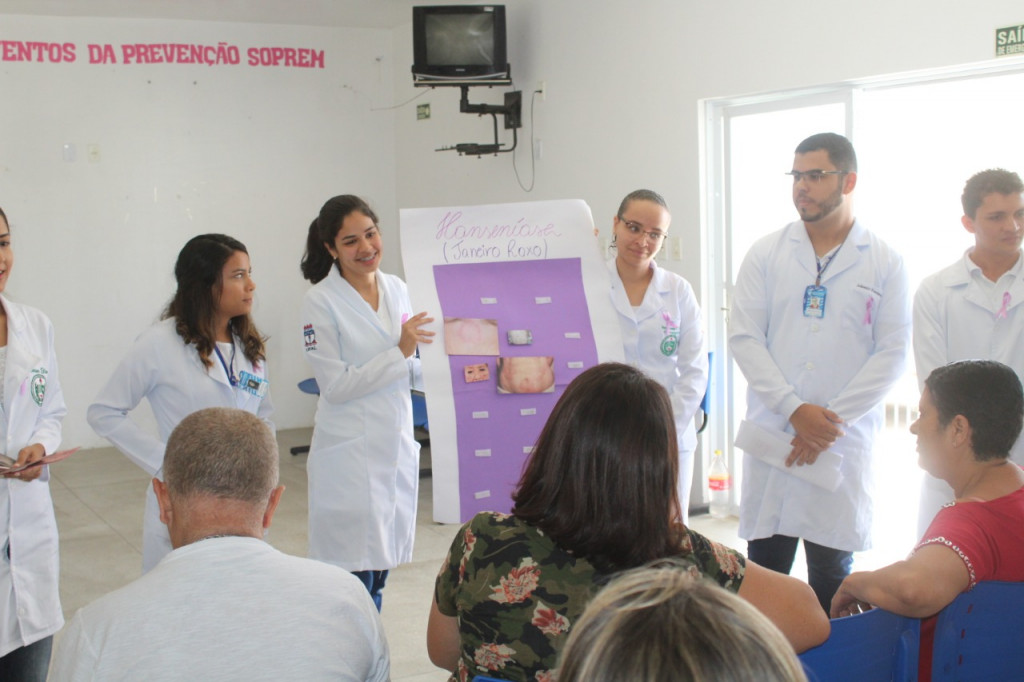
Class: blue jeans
352,569,389,612
747,534,853,614
0,635,53,682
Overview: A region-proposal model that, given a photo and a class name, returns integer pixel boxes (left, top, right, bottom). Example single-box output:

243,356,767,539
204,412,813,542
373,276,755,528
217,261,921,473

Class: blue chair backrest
472,677,510,682
799,607,920,682
696,351,713,434
297,377,320,395
931,581,1024,681
411,392,429,430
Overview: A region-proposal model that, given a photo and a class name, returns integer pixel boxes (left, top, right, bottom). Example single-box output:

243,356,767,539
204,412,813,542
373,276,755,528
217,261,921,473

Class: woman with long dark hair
300,195,433,610
89,234,273,572
428,363,828,682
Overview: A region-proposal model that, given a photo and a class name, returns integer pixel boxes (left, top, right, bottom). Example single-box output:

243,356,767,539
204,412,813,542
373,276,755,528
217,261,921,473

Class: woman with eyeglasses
299,195,434,611
608,189,708,520
88,234,273,573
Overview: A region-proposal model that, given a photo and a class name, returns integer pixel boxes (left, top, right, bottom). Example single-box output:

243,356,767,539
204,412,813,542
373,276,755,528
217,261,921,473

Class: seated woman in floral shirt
427,362,829,682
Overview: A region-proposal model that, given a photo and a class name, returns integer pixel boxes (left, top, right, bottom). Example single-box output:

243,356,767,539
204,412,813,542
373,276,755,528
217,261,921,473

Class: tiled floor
50,426,918,679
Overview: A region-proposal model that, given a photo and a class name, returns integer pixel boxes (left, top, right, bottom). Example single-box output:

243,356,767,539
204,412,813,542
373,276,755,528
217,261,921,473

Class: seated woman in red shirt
831,359,1024,679
427,362,829,682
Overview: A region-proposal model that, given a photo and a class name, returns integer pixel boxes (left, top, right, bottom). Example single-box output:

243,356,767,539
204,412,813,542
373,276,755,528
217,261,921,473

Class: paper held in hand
734,420,843,492
0,446,81,474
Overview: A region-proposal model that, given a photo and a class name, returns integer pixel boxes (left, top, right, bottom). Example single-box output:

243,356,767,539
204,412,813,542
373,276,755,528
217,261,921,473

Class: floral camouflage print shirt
434,511,746,682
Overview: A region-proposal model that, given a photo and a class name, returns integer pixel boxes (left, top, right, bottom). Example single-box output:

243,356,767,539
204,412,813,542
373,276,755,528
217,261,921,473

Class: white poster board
400,200,624,523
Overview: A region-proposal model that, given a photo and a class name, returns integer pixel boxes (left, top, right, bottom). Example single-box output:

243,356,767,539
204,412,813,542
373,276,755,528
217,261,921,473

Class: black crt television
412,5,510,84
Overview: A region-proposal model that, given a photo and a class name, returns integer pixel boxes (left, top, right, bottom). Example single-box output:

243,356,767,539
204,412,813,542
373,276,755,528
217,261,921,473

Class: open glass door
703,93,850,516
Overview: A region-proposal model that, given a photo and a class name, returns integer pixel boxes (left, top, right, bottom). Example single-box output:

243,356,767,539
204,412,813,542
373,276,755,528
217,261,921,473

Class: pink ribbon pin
863,297,874,325
401,313,410,325
997,292,1011,320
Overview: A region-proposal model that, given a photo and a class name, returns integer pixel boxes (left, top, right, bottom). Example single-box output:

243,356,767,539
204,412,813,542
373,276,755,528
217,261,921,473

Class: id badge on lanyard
238,370,269,400
804,243,842,318
803,285,826,318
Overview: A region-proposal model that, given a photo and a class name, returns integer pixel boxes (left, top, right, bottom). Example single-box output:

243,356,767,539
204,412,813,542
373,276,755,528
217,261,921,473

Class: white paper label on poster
400,200,624,523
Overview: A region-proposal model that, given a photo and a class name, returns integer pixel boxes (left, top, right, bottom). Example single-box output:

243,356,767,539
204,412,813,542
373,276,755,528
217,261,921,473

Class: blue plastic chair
290,378,321,455
799,608,920,682
412,391,429,433
696,351,713,434
931,581,1024,681
472,677,509,682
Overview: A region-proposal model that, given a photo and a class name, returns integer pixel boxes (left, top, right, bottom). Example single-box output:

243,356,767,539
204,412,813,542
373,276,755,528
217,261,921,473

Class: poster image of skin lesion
496,356,554,394
444,317,500,356
434,258,598,518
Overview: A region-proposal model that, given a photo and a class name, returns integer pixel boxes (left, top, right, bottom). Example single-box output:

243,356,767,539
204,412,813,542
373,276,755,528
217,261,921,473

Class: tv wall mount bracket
431,84,523,157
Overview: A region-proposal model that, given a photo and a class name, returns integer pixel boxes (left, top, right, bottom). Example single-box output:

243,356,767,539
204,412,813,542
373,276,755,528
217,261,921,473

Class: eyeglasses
785,170,847,183
618,218,667,244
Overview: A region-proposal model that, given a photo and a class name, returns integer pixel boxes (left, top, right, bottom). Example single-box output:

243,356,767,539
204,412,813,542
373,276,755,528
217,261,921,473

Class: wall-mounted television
412,5,510,85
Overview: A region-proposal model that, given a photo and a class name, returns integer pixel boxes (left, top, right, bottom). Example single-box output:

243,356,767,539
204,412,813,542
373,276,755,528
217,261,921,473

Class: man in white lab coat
913,168,1024,536
49,408,389,682
729,132,911,612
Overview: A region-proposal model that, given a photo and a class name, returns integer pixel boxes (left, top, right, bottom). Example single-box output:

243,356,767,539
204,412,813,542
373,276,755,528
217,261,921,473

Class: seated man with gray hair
50,408,389,681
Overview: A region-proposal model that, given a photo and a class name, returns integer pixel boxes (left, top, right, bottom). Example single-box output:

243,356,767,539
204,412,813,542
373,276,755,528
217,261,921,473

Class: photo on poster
496,356,555,394
462,362,491,384
444,317,500,356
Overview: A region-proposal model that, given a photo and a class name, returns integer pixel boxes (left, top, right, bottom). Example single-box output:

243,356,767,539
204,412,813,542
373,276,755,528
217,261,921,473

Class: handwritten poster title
0,40,324,68
434,211,563,264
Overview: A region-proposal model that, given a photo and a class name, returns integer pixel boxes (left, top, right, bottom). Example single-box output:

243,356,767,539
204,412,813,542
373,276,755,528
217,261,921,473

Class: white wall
0,15,396,447
3,0,1022,449
393,0,1024,294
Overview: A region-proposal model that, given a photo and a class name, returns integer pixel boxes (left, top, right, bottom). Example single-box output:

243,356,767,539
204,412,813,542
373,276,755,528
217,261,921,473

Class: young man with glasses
913,168,1024,536
729,132,911,613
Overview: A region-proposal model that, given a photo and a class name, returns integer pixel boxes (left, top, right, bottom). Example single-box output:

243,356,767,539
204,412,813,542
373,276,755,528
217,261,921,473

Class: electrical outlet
670,236,683,260
534,138,543,159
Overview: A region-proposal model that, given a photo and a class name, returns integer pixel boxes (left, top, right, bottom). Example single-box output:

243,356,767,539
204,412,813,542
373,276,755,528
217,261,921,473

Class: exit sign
995,24,1024,56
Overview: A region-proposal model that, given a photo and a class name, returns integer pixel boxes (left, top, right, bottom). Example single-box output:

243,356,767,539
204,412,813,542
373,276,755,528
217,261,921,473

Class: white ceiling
0,0,425,29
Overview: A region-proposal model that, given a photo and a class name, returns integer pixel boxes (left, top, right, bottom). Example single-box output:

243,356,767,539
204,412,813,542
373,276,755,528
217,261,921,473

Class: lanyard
214,343,238,387
815,243,844,286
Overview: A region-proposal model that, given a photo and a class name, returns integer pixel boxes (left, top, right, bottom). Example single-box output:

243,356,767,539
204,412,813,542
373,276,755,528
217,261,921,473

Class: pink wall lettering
2,38,325,69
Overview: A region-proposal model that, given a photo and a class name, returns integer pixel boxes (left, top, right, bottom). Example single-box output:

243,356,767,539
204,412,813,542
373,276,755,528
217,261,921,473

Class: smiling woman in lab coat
300,195,433,610
0,207,68,682
88,234,273,572
607,190,707,520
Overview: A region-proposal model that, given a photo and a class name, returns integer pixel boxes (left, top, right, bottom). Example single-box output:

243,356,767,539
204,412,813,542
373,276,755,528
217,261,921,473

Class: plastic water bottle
708,449,732,519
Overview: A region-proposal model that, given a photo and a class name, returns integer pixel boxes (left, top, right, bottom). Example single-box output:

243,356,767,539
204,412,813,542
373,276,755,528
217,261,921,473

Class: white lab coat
301,268,420,571
87,318,274,571
729,220,910,551
0,296,66,657
913,251,1024,533
608,259,708,513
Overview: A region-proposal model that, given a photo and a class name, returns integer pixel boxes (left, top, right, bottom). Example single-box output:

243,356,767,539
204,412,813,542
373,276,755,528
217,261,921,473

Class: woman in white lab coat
300,195,433,610
88,234,273,572
607,190,707,521
0,207,67,682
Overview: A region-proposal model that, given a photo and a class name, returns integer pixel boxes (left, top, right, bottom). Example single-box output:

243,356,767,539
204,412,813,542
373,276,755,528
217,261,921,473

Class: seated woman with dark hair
427,362,829,682
831,360,1024,680
559,562,807,682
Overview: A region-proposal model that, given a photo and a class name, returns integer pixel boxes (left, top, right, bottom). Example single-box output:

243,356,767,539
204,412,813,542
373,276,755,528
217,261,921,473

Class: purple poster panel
434,258,598,518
